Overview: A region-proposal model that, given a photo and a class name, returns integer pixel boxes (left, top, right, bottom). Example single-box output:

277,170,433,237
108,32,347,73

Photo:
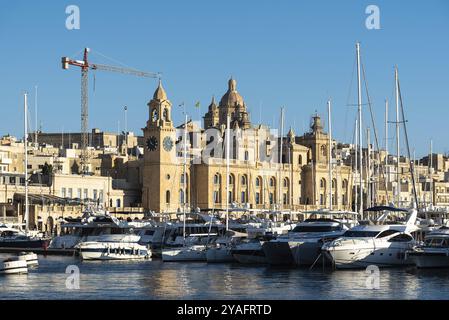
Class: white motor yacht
407,227,449,268
322,206,418,269
77,234,151,261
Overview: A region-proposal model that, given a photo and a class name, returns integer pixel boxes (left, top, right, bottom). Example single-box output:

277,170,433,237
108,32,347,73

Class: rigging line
361,59,389,204
398,80,419,209
90,49,138,70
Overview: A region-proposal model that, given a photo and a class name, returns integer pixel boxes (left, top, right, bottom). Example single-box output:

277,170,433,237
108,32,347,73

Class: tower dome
153,80,167,101
219,78,244,107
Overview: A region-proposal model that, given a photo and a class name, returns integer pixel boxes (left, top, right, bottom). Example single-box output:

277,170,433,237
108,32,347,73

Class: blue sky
0,0,448,157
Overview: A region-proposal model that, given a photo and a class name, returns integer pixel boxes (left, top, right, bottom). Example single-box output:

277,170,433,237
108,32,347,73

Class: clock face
163,136,174,152
146,136,158,151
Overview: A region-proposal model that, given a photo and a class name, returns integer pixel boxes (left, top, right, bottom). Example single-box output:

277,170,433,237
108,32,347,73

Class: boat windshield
343,230,380,238
424,238,449,248
292,225,341,233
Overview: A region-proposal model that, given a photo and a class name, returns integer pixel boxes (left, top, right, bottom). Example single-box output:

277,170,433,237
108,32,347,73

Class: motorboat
322,206,418,269
77,234,151,261
407,227,449,268
50,207,150,249
0,257,28,275
0,226,49,249
262,210,359,266
17,252,39,267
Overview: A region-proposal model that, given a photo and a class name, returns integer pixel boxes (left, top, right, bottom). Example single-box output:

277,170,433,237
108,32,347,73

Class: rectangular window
214,191,219,204
269,193,274,205
68,188,73,199
61,187,66,198
93,189,98,200
84,189,88,200
241,191,246,203
256,192,260,205
77,188,82,199
283,193,288,205
99,190,104,203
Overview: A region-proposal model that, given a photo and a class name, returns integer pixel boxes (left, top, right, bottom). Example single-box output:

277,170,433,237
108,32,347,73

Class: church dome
219,78,244,107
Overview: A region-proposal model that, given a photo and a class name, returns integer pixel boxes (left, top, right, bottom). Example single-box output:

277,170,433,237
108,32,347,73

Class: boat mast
395,66,400,207
367,127,371,208
225,115,230,231
327,99,333,210
385,99,389,202
356,42,363,215
279,107,285,213
430,139,434,207
354,119,358,213
24,92,29,235
183,113,188,242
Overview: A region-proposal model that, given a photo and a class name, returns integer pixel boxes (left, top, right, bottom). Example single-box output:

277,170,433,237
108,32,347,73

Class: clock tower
142,80,179,213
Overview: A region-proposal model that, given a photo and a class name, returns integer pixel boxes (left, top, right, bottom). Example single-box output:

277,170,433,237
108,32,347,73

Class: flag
195,101,201,109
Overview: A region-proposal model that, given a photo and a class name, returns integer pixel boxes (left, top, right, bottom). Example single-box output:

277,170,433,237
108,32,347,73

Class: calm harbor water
1,253,449,300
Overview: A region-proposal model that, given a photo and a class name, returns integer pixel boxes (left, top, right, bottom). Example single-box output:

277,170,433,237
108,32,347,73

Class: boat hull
262,241,294,265
290,241,323,266
162,247,206,262
1,259,28,275
206,247,235,263
323,247,411,269
408,251,449,268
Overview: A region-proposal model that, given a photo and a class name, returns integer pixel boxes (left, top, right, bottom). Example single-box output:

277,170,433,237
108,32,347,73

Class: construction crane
61,47,159,174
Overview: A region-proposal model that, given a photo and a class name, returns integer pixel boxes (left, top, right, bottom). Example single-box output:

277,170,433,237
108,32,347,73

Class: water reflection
1,255,449,299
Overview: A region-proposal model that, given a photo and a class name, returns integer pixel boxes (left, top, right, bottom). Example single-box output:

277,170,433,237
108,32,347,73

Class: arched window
332,178,337,189
166,190,170,204
270,177,275,187
116,199,121,208
241,175,247,186
229,174,234,185
283,178,289,188
214,174,220,185
255,177,261,187
244,151,249,161
163,108,169,121
179,189,185,204
320,178,326,189
321,145,327,157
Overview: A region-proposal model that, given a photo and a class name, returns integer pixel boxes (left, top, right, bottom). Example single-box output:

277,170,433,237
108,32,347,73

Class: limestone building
142,78,355,213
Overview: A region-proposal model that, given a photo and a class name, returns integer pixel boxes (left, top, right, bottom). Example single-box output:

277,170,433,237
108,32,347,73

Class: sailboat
0,93,48,250
323,60,421,269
